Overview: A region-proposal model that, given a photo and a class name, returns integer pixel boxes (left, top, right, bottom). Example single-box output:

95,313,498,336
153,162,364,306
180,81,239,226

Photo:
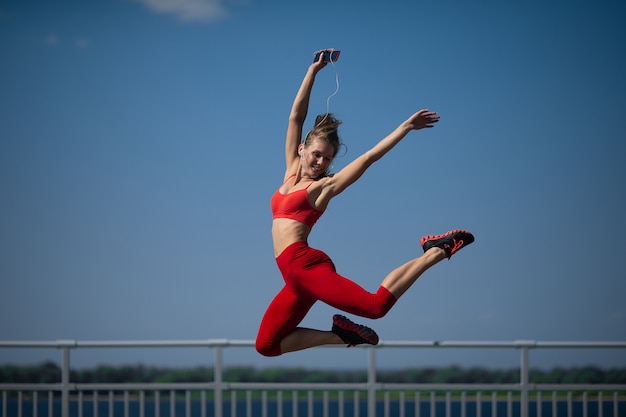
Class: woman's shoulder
284,173,297,182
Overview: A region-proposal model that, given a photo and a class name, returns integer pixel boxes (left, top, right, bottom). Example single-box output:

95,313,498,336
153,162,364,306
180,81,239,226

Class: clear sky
1,0,625,371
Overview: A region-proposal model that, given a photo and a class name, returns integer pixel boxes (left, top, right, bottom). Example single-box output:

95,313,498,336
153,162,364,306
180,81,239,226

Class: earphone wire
302,49,340,145
325,56,340,117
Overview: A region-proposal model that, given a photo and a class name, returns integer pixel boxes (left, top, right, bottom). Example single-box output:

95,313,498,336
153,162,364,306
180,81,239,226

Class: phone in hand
313,50,340,63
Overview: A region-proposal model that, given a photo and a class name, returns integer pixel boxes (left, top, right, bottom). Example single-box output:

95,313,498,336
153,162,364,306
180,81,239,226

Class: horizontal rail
0,339,254,348
3,339,626,349
4,382,625,392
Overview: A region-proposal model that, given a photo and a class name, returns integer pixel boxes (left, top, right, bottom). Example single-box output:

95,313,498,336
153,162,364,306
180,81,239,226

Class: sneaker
331,314,379,347
420,229,474,259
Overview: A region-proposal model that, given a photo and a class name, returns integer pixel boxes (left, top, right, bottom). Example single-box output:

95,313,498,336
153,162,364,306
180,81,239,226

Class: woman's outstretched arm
327,109,440,196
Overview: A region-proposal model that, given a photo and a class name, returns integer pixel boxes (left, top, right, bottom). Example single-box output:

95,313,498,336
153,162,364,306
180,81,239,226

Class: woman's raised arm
284,54,329,176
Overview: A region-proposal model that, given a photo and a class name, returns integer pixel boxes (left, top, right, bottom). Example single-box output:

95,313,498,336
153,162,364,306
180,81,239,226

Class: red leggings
256,241,397,357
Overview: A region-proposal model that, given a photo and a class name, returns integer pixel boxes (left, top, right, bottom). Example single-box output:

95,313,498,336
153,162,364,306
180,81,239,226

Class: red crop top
270,179,324,228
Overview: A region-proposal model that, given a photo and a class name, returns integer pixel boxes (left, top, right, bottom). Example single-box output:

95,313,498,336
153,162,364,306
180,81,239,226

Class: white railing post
517,340,533,417
214,344,223,417
367,346,376,417
58,340,74,417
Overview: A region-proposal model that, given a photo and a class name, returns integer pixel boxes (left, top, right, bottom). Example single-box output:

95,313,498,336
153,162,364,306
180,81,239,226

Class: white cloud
132,0,227,22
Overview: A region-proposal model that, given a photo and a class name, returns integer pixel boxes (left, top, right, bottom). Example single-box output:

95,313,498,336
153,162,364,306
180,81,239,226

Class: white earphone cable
308,51,340,135
302,50,341,146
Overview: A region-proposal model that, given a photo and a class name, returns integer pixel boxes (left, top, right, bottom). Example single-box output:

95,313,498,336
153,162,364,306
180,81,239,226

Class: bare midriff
272,218,312,257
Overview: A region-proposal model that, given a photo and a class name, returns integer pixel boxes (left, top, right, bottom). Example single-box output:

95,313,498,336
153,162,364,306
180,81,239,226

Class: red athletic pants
256,241,397,357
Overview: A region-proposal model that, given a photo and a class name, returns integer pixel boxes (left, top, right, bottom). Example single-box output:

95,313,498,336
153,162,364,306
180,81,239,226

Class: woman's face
300,137,334,178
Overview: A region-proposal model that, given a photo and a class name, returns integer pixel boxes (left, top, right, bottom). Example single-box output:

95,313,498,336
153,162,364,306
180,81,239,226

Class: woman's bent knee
255,338,282,357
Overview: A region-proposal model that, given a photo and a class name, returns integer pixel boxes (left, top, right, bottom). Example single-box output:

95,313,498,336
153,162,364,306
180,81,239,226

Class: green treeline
2,362,626,384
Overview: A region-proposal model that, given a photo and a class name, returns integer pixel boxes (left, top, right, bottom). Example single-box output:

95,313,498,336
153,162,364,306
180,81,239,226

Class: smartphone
313,50,341,63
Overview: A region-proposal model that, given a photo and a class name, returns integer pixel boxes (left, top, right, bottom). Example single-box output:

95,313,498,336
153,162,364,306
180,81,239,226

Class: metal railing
1,339,625,417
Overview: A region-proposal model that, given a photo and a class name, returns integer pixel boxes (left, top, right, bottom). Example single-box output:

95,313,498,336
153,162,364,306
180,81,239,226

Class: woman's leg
297,230,474,315
256,285,343,356
279,327,344,354
381,229,475,298
381,247,447,298
295,255,397,319
296,248,446,317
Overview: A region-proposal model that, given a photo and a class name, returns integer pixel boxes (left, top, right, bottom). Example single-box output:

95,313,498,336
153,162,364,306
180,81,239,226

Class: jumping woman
255,50,474,357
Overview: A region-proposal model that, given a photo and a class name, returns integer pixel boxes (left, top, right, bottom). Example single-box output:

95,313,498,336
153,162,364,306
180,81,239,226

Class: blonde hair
303,113,342,157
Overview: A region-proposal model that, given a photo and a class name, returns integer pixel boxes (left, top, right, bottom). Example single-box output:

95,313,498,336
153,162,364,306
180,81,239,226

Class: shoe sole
420,229,473,246
420,229,474,257
333,315,379,346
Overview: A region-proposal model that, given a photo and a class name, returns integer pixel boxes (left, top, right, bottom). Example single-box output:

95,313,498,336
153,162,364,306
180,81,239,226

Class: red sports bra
270,178,324,228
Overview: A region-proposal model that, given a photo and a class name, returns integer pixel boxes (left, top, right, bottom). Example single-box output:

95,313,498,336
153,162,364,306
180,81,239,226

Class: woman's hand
406,109,440,130
310,49,331,72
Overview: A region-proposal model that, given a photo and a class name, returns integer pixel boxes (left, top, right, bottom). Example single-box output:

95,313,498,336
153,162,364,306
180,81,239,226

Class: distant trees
0,362,61,384
530,367,626,384
1,362,625,384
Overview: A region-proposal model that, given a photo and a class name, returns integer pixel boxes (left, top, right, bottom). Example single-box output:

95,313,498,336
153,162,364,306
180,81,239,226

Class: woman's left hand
406,109,440,130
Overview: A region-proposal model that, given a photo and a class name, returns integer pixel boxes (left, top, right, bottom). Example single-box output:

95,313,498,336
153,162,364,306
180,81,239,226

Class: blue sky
1,0,625,371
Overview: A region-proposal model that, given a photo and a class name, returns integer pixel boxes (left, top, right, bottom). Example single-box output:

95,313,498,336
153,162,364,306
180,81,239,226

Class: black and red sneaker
420,229,474,259
331,314,379,347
